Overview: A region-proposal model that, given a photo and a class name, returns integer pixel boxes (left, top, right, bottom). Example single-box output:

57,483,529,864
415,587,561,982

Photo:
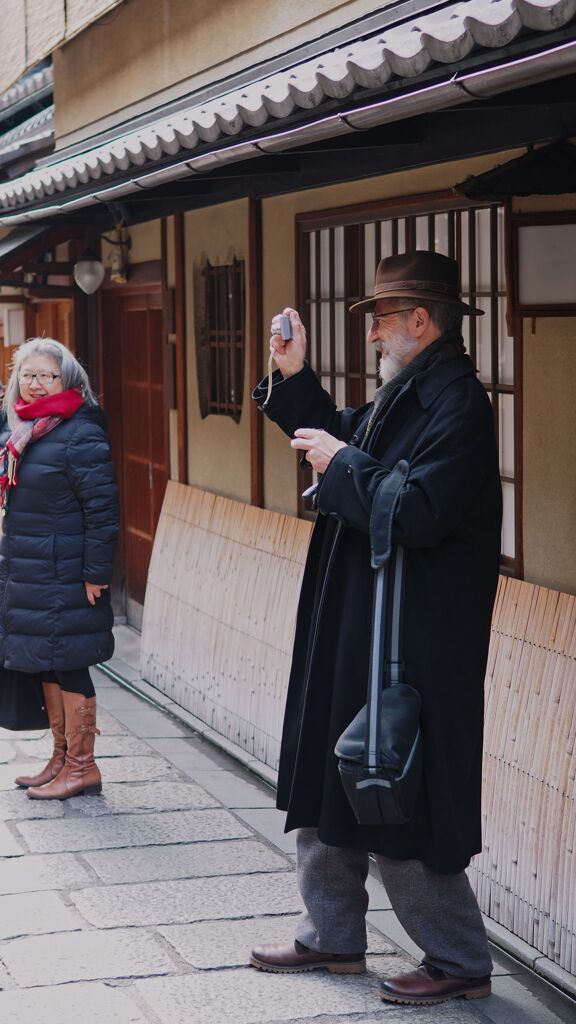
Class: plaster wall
101,219,161,268
53,0,389,143
522,318,576,595
184,198,251,504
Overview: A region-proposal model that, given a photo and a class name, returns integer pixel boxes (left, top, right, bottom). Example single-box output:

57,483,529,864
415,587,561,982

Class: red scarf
1,389,84,513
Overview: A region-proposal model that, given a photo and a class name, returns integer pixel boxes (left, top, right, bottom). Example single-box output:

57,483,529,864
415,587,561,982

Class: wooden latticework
468,576,576,974
141,482,312,769
141,486,575,976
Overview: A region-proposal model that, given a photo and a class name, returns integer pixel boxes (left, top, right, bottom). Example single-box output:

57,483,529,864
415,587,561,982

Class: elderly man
250,251,502,1006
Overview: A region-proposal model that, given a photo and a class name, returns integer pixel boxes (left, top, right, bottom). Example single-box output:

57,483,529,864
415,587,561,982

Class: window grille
199,258,245,422
297,200,519,574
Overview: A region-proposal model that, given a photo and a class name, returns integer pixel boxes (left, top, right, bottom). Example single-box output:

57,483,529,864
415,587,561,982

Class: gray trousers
294,827,493,978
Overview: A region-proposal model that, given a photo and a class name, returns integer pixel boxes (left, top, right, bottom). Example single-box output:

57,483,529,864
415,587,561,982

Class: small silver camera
271,314,292,341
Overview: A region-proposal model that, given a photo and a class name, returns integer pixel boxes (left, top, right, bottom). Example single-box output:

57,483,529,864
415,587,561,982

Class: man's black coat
254,353,502,874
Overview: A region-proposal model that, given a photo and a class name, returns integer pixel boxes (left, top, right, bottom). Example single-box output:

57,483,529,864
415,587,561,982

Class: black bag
335,542,423,826
0,668,49,731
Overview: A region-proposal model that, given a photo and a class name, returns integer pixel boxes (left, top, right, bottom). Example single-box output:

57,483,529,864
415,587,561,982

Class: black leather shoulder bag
335,461,423,826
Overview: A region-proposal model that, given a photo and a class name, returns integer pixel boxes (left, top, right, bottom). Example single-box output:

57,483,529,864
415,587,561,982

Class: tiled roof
0,0,575,220
0,105,54,164
0,66,53,116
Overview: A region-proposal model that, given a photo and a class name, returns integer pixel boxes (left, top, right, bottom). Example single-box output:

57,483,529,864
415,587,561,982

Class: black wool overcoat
254,354,502,874
0,405,119,673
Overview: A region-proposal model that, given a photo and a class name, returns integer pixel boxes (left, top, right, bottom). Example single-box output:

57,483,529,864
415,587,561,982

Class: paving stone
109,703,194,738
72,871,302,927
159,915,396,969
0,981,147,1022
0,763,40,790
17,807,251,853
146,736,244,773
15,733,153,759
0,820,25,856
71,779,218,816
137,959,472,1024
95,708,130,734
85,838,289,884
191,769,277,809
0,852,92,895
93,688,146,711
0,741,16,764
1,757,174,788
366,910,422,962
235,807,297,854
0,789,65,821
0,728,46,742
98,755,175,783
0,959,13,989
0,891,82,939
481,974,576,1024
1,928,177,987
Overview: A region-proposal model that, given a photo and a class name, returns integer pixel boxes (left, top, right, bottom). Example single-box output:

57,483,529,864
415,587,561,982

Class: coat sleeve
66,420,120,583
252,363,369,442
317,383,498,549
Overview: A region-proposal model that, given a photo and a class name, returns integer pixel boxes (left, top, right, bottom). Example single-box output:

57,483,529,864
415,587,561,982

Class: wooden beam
249,197,264,508
173,213,188,484
24,262,75,275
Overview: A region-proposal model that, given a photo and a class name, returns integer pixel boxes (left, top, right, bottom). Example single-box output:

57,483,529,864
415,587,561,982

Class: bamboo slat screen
140,482,312,769
199,258,245,422
141,486,574,977
298,201,519,573
469,575,576,975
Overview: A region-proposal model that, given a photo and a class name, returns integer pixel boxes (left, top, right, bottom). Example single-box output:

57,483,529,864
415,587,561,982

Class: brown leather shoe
250,941,366,974
15,682,66,788
380,964,491,1005
27,693,101,800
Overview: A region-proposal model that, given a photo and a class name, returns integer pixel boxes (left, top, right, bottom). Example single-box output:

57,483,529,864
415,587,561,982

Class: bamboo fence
141,482,312,769
469,575,576,975
141,485,575,976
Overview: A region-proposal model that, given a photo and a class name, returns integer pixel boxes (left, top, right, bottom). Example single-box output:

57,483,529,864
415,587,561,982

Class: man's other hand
291,428,347,473
270,307,307,378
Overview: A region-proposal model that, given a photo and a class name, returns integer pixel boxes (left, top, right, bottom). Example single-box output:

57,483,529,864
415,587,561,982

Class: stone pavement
0,667,575,1024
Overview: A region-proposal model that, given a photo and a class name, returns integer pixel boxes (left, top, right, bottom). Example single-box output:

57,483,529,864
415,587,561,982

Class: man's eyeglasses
370,307,416,324
18,372,62,386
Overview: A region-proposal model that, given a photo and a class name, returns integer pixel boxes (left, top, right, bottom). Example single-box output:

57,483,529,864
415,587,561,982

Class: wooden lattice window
199,259,245,422
297,197,521,576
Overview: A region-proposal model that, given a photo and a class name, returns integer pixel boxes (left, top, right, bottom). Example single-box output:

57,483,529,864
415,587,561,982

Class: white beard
378,352,404,384
377,326,419,384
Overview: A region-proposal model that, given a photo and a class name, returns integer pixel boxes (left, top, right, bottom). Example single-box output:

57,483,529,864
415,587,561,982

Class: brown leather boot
15,683,66,788
27,693,101,800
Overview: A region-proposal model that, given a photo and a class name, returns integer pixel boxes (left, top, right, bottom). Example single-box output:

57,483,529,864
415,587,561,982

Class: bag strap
365,461,409,771
365,546,406,769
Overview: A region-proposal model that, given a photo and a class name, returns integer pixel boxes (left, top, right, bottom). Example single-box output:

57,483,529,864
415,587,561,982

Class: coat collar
414,355,476,410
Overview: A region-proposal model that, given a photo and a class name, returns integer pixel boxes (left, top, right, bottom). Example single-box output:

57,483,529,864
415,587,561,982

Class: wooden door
101,285,168,620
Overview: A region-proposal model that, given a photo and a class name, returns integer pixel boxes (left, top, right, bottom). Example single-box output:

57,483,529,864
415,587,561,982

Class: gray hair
401,301,463,335
3,337,98,428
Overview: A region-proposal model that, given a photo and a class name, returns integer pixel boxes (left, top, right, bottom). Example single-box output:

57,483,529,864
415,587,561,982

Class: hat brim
349,290,484,316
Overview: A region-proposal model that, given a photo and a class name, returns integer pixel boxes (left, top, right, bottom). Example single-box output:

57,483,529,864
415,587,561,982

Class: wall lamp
73,226,131,294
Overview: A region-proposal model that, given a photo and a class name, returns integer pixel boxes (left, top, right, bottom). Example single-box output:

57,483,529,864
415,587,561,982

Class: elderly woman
0,338,119,800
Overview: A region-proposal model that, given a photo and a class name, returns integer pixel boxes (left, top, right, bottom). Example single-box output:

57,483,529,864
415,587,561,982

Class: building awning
455,139,576,197
1,0,576,223
0,105,54,167
0,66,53,119
0,222,83,276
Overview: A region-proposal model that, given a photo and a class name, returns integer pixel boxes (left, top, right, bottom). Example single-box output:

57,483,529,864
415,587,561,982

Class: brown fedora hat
349,250,483,316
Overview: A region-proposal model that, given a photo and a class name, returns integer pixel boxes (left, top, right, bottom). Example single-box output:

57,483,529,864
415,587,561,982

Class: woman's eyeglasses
18,372,62,386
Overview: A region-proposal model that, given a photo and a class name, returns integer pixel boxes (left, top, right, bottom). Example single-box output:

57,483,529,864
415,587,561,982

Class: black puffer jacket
0,404,119,672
